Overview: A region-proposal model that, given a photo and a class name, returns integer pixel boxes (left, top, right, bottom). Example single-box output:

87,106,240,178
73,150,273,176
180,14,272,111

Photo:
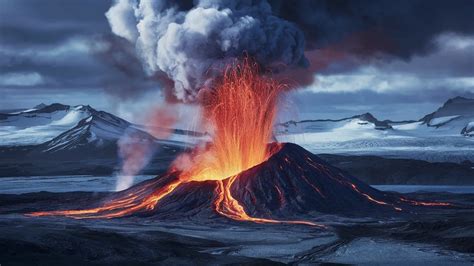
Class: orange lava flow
214,175,322,227
399,197,452,207
29,178,183,219
28,59,321,227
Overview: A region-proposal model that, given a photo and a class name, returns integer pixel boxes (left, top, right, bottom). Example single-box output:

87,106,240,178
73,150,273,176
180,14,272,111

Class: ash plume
105,0,307,102
105,0,474,98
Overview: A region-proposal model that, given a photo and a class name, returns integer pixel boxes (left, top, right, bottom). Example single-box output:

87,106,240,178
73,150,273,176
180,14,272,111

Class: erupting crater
29,142,451,224
28,59,451,225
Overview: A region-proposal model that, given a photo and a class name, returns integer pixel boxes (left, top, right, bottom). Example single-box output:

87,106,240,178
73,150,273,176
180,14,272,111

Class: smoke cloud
106,0,307,102
105,0,474,101
271,0,474,58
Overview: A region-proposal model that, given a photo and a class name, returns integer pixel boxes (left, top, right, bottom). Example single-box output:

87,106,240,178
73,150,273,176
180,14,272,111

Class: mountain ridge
1,99,474,184
278,96,474,137
420,96,474,126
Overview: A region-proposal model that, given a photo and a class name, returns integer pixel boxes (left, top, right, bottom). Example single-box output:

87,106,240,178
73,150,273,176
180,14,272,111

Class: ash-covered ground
1,190,473,265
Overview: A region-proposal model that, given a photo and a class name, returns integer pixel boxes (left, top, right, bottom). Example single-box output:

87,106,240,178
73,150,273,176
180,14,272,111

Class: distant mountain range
0,103,200,149
2,97,473,150
1,97,474,184
0,103,198,177
278,96,474,137
276,96,474,163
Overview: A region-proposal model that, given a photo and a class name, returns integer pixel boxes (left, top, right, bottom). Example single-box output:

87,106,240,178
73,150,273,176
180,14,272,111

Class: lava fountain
28,59,451,223
177,58,282,183
29,59,319,225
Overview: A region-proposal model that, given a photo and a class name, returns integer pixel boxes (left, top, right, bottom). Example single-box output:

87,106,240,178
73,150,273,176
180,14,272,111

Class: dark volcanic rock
23,143,452,221
230,143,404,217
357,112,392,130
98,143,436,220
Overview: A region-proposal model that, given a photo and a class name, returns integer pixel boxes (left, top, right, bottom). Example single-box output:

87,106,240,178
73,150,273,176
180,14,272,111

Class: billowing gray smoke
105,0,307,102
105,0,474,101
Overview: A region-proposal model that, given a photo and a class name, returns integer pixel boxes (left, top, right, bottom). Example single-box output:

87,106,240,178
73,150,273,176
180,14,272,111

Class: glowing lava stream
214,176,321,227
29,59,323,227
28,178,184,219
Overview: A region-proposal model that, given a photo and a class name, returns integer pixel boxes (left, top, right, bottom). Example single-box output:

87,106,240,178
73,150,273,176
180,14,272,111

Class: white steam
115,130,155,191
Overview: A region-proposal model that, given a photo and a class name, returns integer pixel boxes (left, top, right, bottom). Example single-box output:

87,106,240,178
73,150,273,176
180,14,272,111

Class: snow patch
428,115,460,126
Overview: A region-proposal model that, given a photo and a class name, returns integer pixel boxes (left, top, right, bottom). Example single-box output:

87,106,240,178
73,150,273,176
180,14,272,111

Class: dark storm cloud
102,0,474,102
296,89,474,107
0,0,158,101
0,0,111,48
0,0,112,88
379,34,474,78
0,0,473,117
271,0,474,58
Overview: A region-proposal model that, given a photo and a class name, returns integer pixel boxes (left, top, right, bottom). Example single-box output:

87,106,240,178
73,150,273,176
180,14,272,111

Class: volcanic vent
29,142,451,224
28,59,450,224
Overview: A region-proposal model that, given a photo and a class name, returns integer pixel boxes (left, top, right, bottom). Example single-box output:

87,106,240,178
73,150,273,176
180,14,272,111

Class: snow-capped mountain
389,97,474,137
35,108,190,155
0,103,188,176
420,96,474,135
0,103,95,146
37,110,147,153
0,103,197,151
276,97,474,162
276,112,393,143
276,113,392,134
278,97,474,139
2,97,474,163
421,97,474,123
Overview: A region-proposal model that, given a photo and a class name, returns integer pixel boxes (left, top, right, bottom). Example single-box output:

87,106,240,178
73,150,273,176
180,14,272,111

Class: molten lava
214,176,319,226
30,59,315,225
28,59,451,223
177,59,283,182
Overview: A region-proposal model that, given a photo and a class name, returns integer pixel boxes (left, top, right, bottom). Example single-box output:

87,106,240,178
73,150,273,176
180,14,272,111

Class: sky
0,0,473,123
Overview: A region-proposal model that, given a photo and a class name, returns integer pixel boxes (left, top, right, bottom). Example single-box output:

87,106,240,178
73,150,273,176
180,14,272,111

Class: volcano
149,143,407,219
29,143,450,223
28,60,450,224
